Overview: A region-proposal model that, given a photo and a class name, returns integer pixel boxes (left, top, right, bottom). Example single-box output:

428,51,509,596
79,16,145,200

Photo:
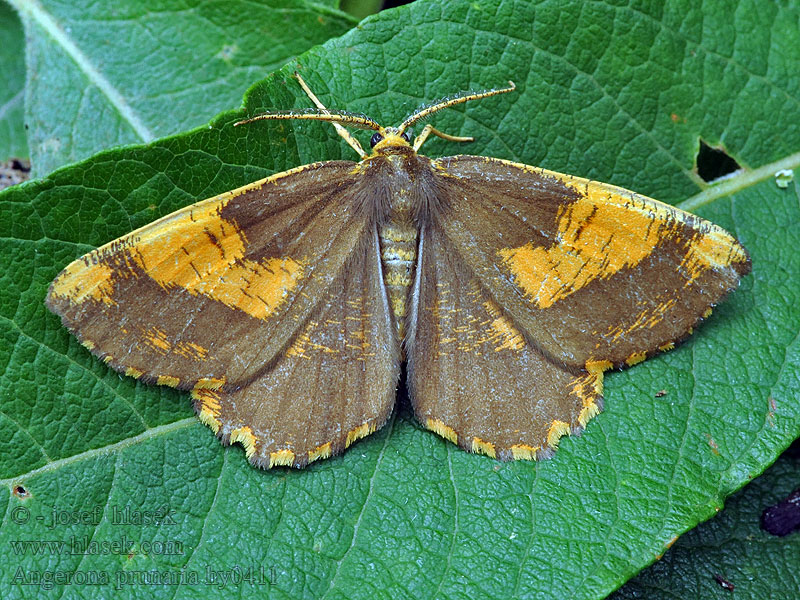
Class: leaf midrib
0,417,196,485
10,0,154,142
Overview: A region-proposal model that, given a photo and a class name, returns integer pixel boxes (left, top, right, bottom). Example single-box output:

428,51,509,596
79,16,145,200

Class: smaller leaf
0,2,27,161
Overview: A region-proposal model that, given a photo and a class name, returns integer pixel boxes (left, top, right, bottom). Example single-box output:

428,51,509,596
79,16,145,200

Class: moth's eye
370,133,384,147
400,131,411,142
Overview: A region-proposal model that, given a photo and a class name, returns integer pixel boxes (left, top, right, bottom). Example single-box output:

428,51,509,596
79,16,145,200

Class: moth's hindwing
193,228,399,468
408,225,604,460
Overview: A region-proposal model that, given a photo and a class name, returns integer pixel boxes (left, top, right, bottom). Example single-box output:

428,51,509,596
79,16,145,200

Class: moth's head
369,127,413,156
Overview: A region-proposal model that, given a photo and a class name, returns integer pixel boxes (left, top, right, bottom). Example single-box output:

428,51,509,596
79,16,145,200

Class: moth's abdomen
379,220,417,342
368,150,427,343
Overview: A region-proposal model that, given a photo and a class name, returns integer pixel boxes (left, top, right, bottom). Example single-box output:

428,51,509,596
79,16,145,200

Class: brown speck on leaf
713,573,735,591
705,433,720,455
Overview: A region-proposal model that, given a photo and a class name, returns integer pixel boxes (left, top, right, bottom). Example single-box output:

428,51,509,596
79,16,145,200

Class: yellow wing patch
510,444,540,460
128,200,307,320
50,262,118,307
483,301,526,352
49,189,307,322
427,418,458,445
625,351,648,366
194,389,223,433
157,375,180,387
269,449,295,468
497,177,744,309
471,437,497,458
599,299,678,345
308,442,332,464
230,426,257,459
685,227,749,272
546,420,571,449
345,422,375,448
286,320,340,359
569,367,605,429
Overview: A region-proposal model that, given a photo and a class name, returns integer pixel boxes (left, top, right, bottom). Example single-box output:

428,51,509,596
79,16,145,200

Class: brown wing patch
407,226,604,461
192,231,399,468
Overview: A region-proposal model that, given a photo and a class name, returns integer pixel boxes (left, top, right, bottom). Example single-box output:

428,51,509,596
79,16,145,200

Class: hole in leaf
696,140,741,182
13,485,29,498
382,0,415,9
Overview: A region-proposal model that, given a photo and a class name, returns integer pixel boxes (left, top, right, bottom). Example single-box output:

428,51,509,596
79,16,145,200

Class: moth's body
370,145,423,342
46,75,751,468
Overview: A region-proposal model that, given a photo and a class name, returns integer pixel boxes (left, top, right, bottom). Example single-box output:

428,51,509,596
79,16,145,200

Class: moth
47,73,751,468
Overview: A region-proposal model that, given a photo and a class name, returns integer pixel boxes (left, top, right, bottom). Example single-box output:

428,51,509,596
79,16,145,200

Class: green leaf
2,1,799,598
0,1,27,161
613,443,800,599
7,0,355,177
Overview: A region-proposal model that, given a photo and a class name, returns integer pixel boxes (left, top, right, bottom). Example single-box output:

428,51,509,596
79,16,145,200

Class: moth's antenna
294,72,372,158
234,72,377,158
398,81,516,134
235,110,379,130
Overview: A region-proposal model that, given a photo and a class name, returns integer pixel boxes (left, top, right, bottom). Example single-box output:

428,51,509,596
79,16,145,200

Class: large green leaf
2,1,799,598
6,0,355,177
613,442,800,598
0,1,27,161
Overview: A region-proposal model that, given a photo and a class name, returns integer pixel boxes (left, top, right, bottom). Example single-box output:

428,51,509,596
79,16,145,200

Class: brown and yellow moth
47,73,750,468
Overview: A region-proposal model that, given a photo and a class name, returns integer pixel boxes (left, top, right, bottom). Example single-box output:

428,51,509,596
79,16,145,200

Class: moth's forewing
47,161,401,467
407,225,602,460
47,161,368,387
429,156,750,368
194,229,399,468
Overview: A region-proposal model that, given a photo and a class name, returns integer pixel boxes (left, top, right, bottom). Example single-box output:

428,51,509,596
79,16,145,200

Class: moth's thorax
368,149,422,343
